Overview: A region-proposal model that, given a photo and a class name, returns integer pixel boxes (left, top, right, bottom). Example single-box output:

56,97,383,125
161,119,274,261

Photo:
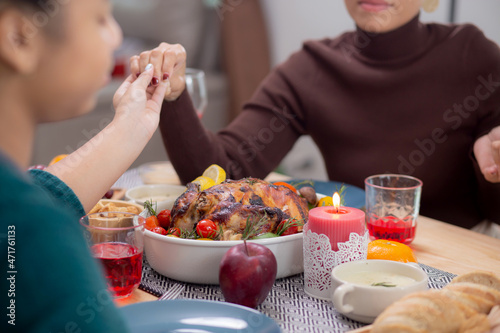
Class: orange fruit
48,154,68,166
367,239,417,263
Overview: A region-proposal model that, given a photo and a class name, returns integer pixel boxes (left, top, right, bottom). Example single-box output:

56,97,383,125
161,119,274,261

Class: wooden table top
115,170,500,308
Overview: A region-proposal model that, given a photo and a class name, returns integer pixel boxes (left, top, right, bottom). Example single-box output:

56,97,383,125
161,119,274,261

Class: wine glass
185,68,208,119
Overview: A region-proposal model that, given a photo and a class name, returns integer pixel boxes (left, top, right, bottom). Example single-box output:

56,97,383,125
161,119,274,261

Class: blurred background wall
32,0,500,181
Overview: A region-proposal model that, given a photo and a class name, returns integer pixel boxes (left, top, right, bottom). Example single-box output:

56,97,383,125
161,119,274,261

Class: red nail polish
152,77,159,86
163,73,169,81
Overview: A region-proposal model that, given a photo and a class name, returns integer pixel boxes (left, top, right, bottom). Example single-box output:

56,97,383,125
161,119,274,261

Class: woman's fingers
149,49,164,86
492,141,500,170
474,135,497,182
161,44,184,77
113,74,136,107
139,51,151,77
130,55,140,78
129,43,187,100
134,63,155,90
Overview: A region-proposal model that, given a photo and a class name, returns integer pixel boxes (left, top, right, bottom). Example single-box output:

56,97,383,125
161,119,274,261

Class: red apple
219,241,277,308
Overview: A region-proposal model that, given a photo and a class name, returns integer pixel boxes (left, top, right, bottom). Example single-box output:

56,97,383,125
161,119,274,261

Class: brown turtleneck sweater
160,15,500,229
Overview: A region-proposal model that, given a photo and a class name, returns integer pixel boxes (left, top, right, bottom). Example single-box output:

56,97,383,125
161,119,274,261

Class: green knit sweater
0,152,129,333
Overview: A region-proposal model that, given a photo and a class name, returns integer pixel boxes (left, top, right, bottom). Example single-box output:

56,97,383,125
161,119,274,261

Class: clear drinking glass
185,68,208,119
80,212,145,299
364,174,423,244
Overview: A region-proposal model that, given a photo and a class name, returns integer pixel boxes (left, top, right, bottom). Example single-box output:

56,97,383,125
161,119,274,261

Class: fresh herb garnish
289,179,315,189
181,228,198,239
144,200,157,216
242,213,270,240
245,178,258,186
212,224,224,240
371,282,396,287
335,184,347,206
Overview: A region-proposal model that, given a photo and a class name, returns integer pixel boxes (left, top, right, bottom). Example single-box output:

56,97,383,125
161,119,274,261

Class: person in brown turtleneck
133,0,500,232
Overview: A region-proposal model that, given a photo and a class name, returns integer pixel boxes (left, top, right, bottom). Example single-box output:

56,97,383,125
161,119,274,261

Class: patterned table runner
139,259,456,333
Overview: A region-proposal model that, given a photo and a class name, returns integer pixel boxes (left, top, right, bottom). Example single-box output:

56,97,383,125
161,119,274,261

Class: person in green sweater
0,0,183,332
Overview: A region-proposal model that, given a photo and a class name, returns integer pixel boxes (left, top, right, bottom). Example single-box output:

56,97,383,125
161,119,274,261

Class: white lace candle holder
303,206,369,300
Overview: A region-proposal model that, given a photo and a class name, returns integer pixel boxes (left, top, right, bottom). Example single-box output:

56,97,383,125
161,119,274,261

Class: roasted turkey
170,178,309,239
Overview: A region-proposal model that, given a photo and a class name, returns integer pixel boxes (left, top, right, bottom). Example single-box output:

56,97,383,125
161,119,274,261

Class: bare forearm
46,117,152,212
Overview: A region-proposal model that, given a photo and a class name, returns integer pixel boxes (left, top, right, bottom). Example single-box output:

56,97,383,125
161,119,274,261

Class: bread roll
446,282,500,309
452,271,500,292
440,288,496,315
371,271,500,333
372,290,470,333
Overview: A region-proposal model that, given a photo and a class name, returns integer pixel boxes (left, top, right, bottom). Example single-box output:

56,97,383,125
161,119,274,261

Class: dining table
112,165,500,333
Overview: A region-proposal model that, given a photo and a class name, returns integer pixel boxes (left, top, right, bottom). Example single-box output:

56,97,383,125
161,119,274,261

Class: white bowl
126,184,186,207
140,201,304,285
331,260,428,324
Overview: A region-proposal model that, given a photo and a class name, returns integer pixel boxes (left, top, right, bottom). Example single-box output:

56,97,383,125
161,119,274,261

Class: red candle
308,193,366,251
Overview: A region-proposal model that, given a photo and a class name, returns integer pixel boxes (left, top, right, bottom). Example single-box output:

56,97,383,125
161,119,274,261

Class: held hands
111,43,186,139
112,63,168,138
130,43,187,102
474,126,500,183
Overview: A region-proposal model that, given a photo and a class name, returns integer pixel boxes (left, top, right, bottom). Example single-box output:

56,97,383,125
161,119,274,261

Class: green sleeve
28,169,86,218
1,165,130,332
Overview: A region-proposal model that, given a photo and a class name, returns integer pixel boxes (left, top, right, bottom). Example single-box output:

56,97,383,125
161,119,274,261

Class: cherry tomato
273,182,297,194
196,219,218,239
145,216,160,231
167,227,181,237
152,226,167,235
277,219,300,236
157,209,172,229
281,225,299,236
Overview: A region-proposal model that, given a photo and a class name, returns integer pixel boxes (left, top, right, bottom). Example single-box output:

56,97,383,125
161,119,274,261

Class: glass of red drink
80,212,146,299
365,174,423,244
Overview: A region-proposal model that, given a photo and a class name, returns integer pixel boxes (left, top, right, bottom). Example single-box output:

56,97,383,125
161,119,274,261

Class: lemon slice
202,164,226,185
192,176,216,191
317,196,333,207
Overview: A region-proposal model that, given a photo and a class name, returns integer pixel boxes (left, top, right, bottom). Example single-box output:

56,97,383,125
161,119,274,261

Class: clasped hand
475,126,500,183
111,43,187,137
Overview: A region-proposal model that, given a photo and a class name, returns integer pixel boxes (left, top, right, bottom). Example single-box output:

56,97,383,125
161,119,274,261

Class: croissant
371,270,500,333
